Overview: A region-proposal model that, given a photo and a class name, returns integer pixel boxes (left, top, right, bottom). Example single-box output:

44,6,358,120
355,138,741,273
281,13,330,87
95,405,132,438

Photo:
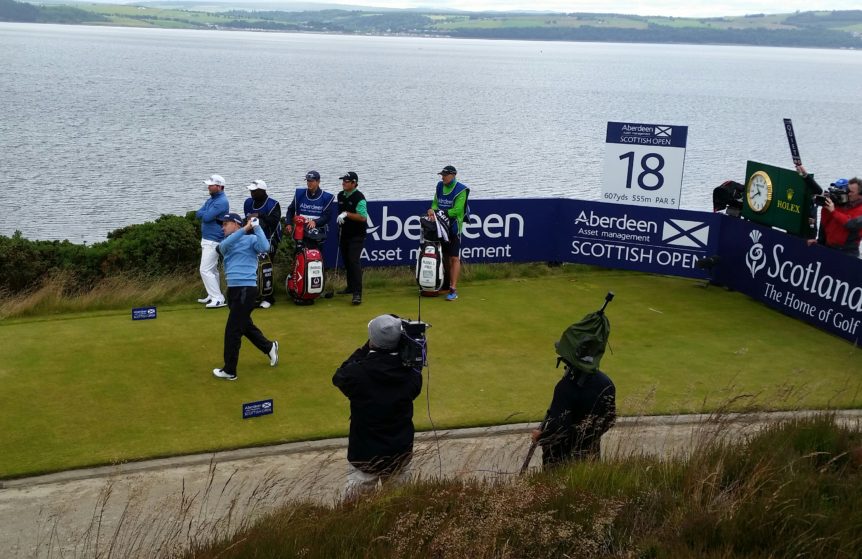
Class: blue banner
715,217,862,344
323,199,718,280
314,196,858,343
562,201,720,279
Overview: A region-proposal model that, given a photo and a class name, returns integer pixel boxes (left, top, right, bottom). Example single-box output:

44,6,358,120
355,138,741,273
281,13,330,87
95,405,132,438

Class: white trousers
344,462,411,501
199,239,224,302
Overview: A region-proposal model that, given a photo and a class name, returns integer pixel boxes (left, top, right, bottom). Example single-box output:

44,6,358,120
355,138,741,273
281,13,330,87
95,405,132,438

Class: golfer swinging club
212,213,279,381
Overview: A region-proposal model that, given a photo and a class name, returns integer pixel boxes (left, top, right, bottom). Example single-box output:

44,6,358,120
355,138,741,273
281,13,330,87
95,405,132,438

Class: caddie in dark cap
427,165,470,301
285,170,335,251
332,314,422,500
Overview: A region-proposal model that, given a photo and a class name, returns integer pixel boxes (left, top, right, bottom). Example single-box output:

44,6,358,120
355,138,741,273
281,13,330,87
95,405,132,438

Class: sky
340,1,860,18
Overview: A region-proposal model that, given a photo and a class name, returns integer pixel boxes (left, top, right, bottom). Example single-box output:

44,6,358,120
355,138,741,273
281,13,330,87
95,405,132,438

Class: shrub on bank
0,214,200,295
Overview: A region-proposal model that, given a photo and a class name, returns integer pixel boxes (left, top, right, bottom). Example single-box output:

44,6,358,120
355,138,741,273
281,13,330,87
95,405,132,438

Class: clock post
741,161,813,237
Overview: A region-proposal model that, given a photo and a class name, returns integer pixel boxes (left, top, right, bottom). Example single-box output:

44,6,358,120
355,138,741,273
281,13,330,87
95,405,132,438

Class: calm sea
2,23,861,243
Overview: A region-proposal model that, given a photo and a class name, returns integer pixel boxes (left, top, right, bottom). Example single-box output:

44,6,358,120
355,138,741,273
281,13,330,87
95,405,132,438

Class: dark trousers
541,439,601,468
224,286,272,375
340,235,365,295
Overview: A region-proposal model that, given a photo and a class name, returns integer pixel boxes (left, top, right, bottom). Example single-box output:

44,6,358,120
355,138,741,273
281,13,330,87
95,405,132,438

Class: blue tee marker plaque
243,399,273,419
132,306,157,320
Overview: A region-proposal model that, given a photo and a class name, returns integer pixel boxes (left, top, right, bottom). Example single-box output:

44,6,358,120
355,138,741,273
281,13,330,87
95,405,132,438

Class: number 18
619,151,665,191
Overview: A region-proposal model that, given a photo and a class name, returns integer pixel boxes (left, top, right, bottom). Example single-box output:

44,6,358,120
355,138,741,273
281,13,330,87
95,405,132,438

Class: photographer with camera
332,315,423,500
799,165,862,257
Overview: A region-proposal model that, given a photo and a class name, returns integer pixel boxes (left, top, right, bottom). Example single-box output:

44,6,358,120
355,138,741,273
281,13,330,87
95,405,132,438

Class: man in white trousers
195,174,230,308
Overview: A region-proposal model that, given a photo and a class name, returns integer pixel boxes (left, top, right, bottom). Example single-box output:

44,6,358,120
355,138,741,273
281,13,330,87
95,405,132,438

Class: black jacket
539,369,616,466
332,345,422,474
337,189,367,239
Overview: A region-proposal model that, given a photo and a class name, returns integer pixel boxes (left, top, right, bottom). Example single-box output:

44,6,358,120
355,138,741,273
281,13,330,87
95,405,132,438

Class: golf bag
256,253,274,303
415,214,447,293
286,216,325,304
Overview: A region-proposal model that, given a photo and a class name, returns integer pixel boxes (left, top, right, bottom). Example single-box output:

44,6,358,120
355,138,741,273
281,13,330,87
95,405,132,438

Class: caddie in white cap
243,178,283,308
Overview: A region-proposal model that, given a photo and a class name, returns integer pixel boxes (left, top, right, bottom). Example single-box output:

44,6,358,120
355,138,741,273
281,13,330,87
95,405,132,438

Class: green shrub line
0,213,204,295
184,415,862,559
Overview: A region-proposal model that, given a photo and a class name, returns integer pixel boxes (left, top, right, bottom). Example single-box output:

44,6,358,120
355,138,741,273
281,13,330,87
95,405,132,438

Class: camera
250,217,260,227
398,319,429,370
815,187,849,207
712,180,744,217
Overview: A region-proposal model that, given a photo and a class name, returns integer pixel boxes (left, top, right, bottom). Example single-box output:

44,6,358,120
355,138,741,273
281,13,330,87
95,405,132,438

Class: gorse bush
103,213,200,275
0,213,200,294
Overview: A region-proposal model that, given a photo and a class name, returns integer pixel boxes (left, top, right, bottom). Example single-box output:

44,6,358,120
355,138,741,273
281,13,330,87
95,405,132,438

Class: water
2,23,861,243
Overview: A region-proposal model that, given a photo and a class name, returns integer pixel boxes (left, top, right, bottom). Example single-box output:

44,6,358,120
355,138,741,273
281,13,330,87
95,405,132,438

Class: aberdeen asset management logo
746,230,767,278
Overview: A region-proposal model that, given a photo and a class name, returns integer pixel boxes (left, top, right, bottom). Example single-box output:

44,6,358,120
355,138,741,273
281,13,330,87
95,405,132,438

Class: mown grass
178,415,862,559
0,265,859,478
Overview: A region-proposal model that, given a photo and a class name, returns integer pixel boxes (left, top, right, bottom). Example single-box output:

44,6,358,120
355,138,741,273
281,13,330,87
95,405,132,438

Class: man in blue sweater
212,213,280,381
195,174,230,308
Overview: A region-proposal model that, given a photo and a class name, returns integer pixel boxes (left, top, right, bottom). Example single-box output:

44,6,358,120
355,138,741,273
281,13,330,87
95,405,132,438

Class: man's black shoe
352,294,362,305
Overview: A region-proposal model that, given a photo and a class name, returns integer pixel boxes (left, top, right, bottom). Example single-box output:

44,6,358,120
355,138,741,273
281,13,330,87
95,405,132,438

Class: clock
746,170,773,213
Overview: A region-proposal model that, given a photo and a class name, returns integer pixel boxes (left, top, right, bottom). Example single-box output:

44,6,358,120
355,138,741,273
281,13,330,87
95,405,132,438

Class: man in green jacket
426,165,469,301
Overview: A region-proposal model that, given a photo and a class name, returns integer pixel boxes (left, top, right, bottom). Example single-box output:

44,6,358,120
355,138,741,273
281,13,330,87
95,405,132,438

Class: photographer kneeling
332,315,423,500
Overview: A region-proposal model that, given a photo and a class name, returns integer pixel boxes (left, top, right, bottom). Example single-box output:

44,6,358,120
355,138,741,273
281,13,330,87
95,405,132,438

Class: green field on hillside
1,270,859,479
4,2,860,48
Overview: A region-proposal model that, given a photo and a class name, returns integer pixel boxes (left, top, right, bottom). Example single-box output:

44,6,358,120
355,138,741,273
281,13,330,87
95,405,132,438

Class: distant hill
0,0,106,22
3,0,861,49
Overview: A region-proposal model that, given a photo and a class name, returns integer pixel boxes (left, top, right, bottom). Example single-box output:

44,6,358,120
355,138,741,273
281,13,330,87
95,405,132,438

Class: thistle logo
746,230,767,278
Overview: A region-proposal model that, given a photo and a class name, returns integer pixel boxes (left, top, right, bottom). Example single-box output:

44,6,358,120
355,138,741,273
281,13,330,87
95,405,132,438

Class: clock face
746,171,773,213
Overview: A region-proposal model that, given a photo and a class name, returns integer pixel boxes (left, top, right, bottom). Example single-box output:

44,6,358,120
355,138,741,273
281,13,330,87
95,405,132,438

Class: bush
104,214,200,276
0,214,202,295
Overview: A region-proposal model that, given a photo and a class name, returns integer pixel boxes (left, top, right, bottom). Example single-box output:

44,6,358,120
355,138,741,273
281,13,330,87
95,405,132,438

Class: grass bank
183,415,862,558
1,267,859,479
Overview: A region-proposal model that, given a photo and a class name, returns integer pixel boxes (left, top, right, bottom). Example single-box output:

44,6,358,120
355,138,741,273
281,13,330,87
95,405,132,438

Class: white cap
204,174,225,187
247,179,268,191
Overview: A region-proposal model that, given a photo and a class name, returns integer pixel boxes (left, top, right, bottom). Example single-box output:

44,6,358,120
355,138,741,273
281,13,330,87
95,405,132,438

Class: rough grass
178,415,862,559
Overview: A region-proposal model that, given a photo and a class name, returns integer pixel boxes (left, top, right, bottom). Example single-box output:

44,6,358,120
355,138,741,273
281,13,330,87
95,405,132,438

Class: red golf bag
286,216,325,304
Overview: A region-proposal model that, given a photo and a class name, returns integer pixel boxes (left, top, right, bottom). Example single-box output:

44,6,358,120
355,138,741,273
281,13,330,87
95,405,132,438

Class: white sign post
602,121,688,209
